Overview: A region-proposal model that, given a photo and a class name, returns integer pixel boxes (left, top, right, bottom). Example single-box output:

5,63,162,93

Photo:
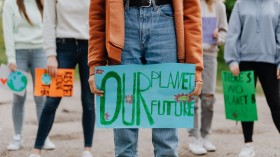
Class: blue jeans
13,49,47,135
34,39,95,149
114,3,178,157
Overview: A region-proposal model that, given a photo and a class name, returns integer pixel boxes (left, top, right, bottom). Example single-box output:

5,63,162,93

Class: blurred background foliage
216,0,236,87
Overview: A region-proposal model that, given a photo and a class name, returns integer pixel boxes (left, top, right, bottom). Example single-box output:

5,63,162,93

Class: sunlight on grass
0,16,7,64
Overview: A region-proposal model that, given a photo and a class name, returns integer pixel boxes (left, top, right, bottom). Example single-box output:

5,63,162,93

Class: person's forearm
2,1,16,64
43,0,57,57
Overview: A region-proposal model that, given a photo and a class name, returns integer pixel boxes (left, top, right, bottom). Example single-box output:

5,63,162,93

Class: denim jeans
13,49,47,135
34,39,95,149
189,55,217,138
114,3,178,157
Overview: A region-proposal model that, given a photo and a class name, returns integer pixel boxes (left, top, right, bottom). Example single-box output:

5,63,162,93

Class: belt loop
151,0,158,11
62,38,66,44
125,0,130,10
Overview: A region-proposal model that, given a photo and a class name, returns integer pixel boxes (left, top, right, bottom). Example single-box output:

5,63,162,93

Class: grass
0,16,7,64
216,46,229,93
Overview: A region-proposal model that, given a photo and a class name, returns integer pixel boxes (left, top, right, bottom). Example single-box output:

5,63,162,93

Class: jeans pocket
56,38,71,53
157,4,174,20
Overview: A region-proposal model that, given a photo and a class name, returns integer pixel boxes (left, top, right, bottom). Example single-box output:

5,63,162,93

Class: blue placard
95,63,196,128
202,17,217,44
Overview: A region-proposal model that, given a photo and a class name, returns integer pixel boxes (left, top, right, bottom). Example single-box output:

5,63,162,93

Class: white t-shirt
43,0,90,57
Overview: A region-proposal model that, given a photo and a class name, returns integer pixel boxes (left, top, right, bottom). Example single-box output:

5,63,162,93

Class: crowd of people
1,0,279,157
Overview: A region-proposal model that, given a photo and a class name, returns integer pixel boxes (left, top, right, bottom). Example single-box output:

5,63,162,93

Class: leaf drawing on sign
187,96,194,103
95,69,104,75
174,93,193,102
104,112,110,120
125,95,133,104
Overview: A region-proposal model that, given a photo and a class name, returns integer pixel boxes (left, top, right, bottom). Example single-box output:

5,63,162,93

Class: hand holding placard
34,68,74,97
222,71,258,121
202,17,217,44
95,63,196,128
0,64,28,96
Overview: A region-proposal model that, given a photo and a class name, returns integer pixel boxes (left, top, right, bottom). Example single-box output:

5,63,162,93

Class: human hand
213,28,219,39
88,75,104,96
8,63,17,71
47,56,58,77
189,81,203,97
277,69,280,79
230,62,240,76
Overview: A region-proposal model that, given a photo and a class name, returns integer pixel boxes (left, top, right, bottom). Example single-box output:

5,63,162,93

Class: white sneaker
7,134,23,151
201,138,216,152
238,143,256,157
28,154,41,157
188,137,207,155
43,137,55,150
82,151,93,157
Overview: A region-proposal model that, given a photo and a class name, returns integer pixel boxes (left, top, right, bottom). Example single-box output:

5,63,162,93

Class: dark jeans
239,62,280,143
34,38,95,149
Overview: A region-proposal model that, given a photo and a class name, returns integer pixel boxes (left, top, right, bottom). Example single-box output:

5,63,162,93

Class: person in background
225,0,280,157
188,0,228,155
28,0,95,157
88,0,203,156
2,0,55,151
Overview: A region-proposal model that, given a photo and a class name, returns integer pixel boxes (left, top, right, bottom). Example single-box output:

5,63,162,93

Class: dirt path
0,81,279,157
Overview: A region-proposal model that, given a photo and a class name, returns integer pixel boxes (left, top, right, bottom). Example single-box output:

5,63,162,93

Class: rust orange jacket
88,0,204,82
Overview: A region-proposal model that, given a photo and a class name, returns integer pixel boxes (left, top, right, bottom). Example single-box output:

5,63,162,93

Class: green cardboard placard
222,71,258,121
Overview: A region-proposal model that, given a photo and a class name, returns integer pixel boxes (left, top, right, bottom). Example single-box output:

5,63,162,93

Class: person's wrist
195,80,203,85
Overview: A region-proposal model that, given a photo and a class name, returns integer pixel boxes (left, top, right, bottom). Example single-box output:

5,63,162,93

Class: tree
225,0,236,20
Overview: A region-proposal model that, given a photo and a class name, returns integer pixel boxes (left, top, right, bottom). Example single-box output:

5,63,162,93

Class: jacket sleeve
183,0,204,82
217,2,228,46
224,2,242,66
88,0,107,75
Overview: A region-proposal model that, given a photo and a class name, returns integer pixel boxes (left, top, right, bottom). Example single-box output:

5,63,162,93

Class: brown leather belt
128,0,172,7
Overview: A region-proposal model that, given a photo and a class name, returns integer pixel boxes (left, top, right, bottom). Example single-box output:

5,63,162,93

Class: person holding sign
28,0,95,157
88,0,204,156
188,0,228,155
2,0,55,151
225,0,280,157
